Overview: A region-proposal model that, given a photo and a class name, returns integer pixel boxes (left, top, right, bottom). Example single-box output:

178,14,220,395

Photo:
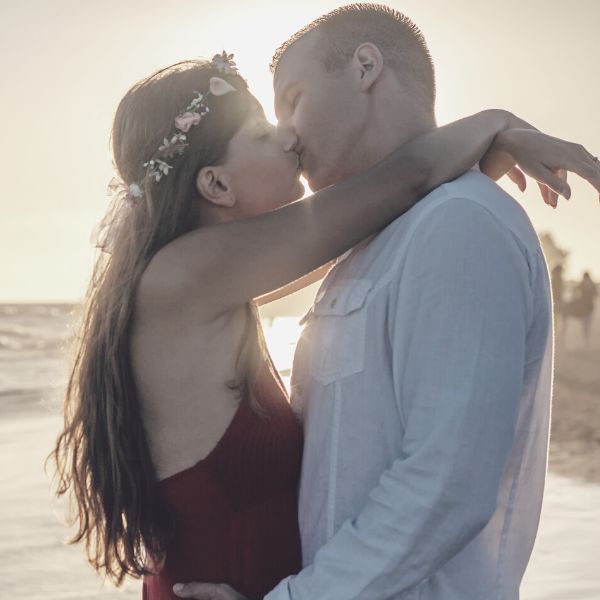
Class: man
176,5,558,598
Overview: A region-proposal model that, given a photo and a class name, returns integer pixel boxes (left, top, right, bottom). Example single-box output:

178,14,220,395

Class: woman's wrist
491,128,532,157
490,128,513,154
482,109,534,133
505,112,538,132
480,108,513,134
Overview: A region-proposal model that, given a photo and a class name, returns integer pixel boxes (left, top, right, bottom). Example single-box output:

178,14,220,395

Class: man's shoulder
382,171,540,251
348,172,544,283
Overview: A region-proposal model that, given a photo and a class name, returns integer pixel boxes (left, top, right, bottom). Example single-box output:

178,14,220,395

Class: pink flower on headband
209,77,237,96
175,111,202,133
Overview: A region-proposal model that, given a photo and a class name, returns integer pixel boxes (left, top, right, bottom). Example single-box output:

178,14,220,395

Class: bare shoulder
135,231,220,324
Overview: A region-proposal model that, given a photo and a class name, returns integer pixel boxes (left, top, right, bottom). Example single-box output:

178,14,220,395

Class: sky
1,0,599,303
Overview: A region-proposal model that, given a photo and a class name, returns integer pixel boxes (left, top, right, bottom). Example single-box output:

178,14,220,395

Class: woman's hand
481,128,600,208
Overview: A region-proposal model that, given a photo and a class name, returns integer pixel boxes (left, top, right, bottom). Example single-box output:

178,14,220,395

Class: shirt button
330,298,337,308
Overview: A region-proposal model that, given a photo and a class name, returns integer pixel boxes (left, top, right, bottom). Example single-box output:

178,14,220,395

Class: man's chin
303,166,342,192
304,171,328,193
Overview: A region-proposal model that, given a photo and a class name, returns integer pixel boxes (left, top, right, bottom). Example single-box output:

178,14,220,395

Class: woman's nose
277,125,299,153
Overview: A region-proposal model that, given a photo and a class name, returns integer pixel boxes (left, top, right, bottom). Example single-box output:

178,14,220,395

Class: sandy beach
0,307,598,599
548,332,600,485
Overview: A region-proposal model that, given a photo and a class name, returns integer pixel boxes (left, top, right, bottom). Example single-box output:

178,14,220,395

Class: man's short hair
271,3,436,111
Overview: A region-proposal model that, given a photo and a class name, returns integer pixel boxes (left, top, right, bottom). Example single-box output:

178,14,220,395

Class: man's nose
277,125,299,153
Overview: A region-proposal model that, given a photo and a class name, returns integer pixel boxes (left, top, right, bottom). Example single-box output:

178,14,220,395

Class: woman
50,54,600,599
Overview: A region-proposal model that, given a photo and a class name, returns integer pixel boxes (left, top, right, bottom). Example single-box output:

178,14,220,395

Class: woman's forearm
255,261,334,306
400,109,512,194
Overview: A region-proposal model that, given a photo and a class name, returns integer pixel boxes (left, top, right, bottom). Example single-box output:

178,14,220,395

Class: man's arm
263,197,533,600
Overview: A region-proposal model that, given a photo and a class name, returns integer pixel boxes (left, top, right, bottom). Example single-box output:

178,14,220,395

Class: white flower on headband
97,178,142,255
209,77,237,97
127,183,143,199
186,92,207,112
143,159,173,182
107,177,143,203
158,132,189,158
211,51,238,75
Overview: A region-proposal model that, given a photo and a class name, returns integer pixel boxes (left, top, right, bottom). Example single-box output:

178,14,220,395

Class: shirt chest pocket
307,279,373,386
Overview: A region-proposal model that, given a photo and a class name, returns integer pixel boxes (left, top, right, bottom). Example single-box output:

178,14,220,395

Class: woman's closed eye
256,127,275,141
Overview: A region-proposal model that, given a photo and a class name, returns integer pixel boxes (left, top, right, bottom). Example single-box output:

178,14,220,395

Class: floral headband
111,52,240,204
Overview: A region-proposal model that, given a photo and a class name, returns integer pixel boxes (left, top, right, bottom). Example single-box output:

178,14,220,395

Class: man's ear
195,166,236,208
353,43,384,92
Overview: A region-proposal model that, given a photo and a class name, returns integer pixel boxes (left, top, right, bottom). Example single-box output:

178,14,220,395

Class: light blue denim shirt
265,171,553,600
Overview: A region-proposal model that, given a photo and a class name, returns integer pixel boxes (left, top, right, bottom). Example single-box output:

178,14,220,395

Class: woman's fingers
544,168,568,208
524,139,600,205
507,166,527,192
536,181,552,207
529,164,571,203
505,130,600,206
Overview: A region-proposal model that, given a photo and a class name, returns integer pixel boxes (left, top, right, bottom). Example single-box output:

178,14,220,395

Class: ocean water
0,304,598,599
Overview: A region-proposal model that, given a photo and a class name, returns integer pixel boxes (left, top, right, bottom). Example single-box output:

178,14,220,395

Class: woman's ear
353,43,384,92
195,166,236,208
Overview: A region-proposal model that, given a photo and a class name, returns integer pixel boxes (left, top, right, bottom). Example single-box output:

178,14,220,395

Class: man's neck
353,108,437,176
330,108,437,257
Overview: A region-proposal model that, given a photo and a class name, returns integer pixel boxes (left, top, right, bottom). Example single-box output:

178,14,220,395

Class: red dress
142,356,303,600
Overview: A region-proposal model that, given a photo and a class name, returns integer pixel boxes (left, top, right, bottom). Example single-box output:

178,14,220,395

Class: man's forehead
273,31,321,93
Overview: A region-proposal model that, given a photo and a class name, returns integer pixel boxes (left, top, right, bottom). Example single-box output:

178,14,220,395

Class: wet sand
548,313,600,484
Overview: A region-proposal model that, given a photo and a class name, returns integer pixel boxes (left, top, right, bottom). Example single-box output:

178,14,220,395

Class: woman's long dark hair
49,59,267,585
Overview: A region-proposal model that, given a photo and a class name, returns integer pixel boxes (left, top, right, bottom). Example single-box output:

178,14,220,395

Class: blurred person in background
564,271,598,344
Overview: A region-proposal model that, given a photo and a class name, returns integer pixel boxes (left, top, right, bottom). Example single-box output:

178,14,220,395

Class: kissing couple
52,4,600,600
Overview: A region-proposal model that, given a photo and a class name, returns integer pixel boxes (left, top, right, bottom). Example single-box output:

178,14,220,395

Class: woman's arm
145,110,600,319
255,113,565,309
145,109,508,317
255,262,334,306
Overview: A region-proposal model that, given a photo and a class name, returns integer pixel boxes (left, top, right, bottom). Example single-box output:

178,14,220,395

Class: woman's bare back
130,282,250,481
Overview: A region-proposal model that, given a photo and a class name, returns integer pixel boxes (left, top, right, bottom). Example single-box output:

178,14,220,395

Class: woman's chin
268,180,305,211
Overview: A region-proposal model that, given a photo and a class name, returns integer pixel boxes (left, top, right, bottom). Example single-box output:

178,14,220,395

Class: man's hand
172,582,249,600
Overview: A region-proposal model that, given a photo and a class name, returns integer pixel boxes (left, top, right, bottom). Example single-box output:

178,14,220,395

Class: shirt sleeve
264,197,534,600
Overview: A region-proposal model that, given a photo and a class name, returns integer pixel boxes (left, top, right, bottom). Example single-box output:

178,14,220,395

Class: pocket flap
312,279,373,317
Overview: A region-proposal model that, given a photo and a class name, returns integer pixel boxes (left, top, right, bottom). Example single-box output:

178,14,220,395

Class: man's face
273,33,365,191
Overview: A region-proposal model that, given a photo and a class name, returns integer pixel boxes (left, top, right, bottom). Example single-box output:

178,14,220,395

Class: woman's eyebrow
247,115,271,133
